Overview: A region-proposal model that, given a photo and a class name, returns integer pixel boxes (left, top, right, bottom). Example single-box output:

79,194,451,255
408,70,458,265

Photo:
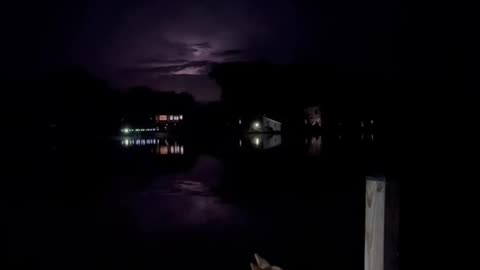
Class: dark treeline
210,62,389,132
119,86,194,130
210,59,476,136
2,52,475,141
3,68,119,136
1,68,203,137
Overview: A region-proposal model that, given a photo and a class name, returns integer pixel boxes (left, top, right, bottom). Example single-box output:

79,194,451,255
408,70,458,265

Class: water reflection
243,134,282,149
6,130,397,270
121,138,184,155
306,136,322,155
121,155,245,230
8,129,393,270
361,132,376,142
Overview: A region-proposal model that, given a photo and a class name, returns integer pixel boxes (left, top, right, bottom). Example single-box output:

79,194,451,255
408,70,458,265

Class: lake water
6,132,397,270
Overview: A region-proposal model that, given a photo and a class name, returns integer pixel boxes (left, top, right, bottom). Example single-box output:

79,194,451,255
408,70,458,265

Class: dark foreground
6,132,398,270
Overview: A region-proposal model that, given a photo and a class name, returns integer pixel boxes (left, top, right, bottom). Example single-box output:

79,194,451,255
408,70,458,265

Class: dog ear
254,253,271,269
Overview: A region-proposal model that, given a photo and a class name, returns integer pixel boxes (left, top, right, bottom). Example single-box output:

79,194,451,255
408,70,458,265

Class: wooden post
365,176,386,270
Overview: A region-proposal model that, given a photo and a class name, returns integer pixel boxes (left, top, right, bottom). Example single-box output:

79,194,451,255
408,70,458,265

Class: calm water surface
7,133,388,270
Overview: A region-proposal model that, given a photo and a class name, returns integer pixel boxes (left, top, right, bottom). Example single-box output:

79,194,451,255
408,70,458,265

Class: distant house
241,115,281,133
152,114,184,131
153,114,184,123
304,106,322,127
121,113,185,134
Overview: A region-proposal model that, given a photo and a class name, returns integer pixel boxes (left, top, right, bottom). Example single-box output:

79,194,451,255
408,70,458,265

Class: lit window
179,115,183,120
170,116,174,120
159,115,167,121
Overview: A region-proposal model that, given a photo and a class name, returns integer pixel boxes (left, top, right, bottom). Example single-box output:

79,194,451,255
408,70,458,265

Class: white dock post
365,176,386,270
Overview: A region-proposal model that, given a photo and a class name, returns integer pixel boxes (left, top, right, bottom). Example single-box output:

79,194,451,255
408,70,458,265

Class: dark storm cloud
211,49,246,58
3,0,304,100
170,61,212,75
192,42,212,49
115,72,221,102
136,59,190,67
126,61,212,75
3,0,402,101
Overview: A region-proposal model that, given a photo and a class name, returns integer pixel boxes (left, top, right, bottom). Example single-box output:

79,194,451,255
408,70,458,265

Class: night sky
4,0,459,102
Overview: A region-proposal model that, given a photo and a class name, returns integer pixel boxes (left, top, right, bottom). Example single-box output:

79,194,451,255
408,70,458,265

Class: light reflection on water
121,138,184,155
120,134,323,155
241,134,282,149
9,131,387,270
119,155,246,230
306,136,322,155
